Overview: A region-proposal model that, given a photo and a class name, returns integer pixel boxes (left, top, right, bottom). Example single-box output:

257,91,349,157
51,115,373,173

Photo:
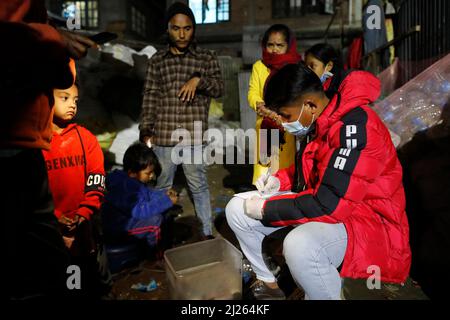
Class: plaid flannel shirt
139,44,224,146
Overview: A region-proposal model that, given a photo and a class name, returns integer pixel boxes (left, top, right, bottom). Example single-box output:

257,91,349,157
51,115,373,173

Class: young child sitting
101,142,178,250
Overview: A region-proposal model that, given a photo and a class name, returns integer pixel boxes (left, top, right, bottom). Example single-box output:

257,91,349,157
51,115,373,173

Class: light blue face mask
282,104,315,137
320,70,334,84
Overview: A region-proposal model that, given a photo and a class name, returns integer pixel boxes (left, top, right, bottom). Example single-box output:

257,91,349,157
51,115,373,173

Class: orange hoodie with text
42,124,106,220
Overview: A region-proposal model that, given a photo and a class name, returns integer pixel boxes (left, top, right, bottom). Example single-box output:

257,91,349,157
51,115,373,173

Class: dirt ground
107,163,429,300
108,162,246,300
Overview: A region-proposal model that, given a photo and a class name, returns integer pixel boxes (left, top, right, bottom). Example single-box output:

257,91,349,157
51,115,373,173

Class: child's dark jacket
102,170,173,235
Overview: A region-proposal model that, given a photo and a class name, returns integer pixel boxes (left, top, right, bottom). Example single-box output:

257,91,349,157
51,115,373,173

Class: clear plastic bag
373,54,450,148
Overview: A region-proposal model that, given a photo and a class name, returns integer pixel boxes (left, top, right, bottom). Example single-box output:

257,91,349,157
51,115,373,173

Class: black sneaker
250,280,286,300
262,254,281,277
199,235,215,241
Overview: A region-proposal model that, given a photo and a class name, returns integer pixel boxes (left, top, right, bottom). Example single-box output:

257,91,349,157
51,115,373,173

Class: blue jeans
225,197,348,300
153,145,212,236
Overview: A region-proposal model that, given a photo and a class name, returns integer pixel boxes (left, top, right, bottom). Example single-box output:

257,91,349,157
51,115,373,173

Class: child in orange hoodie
43,80,111,298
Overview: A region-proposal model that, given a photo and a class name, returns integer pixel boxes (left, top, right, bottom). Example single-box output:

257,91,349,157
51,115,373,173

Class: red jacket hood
316,70,381,137
56,123,78,136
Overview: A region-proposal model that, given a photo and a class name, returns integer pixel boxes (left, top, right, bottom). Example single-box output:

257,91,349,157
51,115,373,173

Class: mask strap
296,104,305,122
308,114,315,128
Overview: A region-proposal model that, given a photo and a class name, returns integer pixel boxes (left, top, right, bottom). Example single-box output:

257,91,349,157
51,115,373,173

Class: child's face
53,85,78,123
305,53,332,78
129,164,156,184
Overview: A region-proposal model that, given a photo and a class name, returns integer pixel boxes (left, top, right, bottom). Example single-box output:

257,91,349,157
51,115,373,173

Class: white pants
225,197,348,300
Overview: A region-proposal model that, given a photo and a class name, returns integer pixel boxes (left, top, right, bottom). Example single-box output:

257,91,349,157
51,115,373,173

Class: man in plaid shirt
139,2,224,239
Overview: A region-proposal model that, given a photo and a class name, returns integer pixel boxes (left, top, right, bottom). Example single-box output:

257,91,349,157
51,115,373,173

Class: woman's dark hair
305,43,343,95
305,43,340,71
123,142,162,177
264,62,324,112
262,24,291,48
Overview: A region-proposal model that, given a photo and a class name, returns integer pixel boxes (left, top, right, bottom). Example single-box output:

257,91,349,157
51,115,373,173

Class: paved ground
108,163,429,300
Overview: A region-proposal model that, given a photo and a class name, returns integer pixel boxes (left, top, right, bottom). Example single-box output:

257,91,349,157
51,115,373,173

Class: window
62,1,98,28
272,0,321,18
188,0,230,24
131,6,147,37
290,0,303,16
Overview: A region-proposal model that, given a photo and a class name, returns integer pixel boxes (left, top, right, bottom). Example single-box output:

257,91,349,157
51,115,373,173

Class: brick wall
193,0,359,56
196,0,351,38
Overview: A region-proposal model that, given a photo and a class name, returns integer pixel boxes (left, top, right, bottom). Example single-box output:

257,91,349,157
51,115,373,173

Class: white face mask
281,104,315,136
320,70,334,83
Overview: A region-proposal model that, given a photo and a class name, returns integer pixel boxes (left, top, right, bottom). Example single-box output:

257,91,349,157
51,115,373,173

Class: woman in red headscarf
248,24,301,185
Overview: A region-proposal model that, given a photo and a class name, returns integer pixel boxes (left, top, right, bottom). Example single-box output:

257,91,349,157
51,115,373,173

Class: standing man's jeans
225,197,348,300
153,145,213,236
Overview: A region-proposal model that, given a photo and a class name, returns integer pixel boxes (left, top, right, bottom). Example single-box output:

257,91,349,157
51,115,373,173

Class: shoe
167,204,183,217
199,235,215,241
152,259,165,271
340,288,346,300
262,254,281,277
100,290,117,300
250,280,286,300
